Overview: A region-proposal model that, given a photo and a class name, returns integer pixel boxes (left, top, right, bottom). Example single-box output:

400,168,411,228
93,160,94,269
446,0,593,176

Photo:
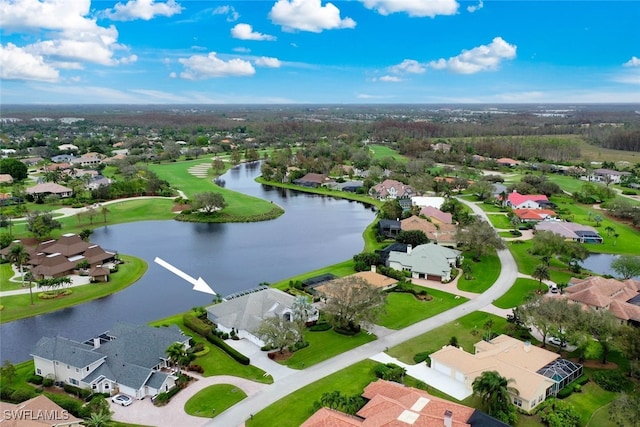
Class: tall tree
609,393,640,427
532,264,551,293
586,310,620,364
396,230,429,247
456,219,505,261
192,192,227,214
8,244,33,305
610,255,640,280
26,211,62,240
322,276,386,332
255,315,298,354
617,326,640,377
165,342,188,374
472,370,518,425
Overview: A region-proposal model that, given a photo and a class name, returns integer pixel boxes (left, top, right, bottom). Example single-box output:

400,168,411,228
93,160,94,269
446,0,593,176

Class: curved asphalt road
206,198,518,427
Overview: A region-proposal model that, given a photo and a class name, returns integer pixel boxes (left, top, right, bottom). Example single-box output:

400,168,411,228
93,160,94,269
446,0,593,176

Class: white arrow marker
154,257,216,295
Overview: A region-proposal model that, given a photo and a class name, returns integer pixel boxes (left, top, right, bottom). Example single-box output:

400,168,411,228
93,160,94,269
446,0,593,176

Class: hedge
63,383,91,399
183,313,213,337
206,332,250,365
309,322,332,332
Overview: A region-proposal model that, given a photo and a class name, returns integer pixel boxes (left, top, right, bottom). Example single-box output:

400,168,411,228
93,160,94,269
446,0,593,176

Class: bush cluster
374,363,406,383
27,374,43,385
413,351,431,365
187,364,204,373
309,322,332,332
183,313,213,337
63,383,91,399
592,370,631,392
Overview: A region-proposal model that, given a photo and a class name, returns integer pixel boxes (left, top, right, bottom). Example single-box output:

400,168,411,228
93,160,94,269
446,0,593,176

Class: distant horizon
2,1,638,104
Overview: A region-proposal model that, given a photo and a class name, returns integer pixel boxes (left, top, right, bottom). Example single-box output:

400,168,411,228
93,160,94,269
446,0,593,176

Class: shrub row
183,313,213,337
205,333,250,365
592,370,631,392
309,322,332,332
63,383,91,399
27,374,43,385
413,351,431,364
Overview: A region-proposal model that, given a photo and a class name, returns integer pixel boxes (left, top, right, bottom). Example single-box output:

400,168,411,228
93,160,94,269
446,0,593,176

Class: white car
111,394,133,406
547,337,566,347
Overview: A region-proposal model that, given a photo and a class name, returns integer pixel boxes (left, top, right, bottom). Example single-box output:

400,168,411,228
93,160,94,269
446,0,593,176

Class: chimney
93,337,100,349
524,341,531,353
407,244,413,254
371,265,377,273
444,410,453,427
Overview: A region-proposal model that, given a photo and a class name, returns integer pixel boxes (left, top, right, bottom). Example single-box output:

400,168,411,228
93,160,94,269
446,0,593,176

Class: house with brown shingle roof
430,335,582,412
0,394,83,426
315,268,398,296
302,379,509,427
294,173,333,188
26,182,73,199
563,276,640,325
369,179,415,201
400,215,458,247
419,206,453,225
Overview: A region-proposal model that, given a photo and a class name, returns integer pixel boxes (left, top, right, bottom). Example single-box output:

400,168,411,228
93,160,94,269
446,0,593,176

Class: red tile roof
507,191,548,207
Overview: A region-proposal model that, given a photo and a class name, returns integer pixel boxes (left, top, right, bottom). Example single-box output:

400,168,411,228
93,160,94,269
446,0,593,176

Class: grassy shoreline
0,254,147,324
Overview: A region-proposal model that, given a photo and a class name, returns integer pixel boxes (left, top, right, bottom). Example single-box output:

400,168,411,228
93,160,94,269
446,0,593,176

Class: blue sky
1,0,639,104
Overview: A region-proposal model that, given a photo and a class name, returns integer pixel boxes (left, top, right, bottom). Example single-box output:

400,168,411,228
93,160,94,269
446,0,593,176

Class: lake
0,162,376,362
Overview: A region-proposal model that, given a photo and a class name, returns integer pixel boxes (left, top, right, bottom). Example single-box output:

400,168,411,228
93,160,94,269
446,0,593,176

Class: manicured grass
283,329,377,369
493,278,542,309
247,360,380,427
508,241,577,285
369,145,408,163
150,313,272,384
387,311,509,364
184,384,247,418
485,213,512,229
457,251,501,293
586,403,615,427
378,288,468,330
0,262,18,291
566,381,618,427
475,202,508,213
0,255,146,324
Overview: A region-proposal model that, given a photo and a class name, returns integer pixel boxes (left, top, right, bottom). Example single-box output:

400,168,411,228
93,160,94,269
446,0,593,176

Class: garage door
432,360,451,376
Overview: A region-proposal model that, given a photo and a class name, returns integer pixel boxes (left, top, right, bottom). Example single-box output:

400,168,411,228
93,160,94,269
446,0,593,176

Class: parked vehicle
111,394,133,406
547,337,566,347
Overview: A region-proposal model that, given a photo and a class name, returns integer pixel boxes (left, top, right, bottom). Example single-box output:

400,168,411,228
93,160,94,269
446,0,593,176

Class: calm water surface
0,163,375,362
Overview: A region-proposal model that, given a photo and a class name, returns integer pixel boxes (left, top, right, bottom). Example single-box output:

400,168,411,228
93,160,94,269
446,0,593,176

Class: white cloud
429,37,517,74
104,0,183,21
269,0,356,33
254,56,281,68
389,59,426,74
178,52,255,80
120,54,138,64
0,0,133,75
612,73,640,85
233,47,251,53
0,43,59,81
231,23,276,41
212,5,239,22
377,75,403,82
624,56,640,67
467,0,483,13
360,0,458,17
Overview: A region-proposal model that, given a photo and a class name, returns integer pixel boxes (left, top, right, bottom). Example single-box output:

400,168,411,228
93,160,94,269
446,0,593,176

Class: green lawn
1,262,18,292
586,403,615,427
271,260,356,290
0,255,147,325
184,384,247,418
508,241,574,284
493,278,542,309
457,251,501,293
378,288,468,330
369,145,408,163
475,202,508,213
282,329,377,369
485,213,512,229
247,360,380,427
566,381,618,427
387,311,509,364
150,313,273,384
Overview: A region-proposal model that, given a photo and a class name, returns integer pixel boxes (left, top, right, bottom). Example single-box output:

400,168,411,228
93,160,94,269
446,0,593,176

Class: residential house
20,157,44,166
26,182,73,199
315,268,398,295
375,243,408,265
419,206,453,225
563,276,640,325
303,379,509,427
513,208,558,222
496,157,520,167
0,395,83,426
505,191,549,210
51,154,75,163
31,323,189,399
0,174,13,184
411,196,445,210
205,288,318,347
401,215,458,247
70,154,103,168
535,221,603,243
369,179,415,202
327,180,363,193
583,168,632,184
387,243,462,282
378,219,401,238
294,173,333,188
430,335,583,412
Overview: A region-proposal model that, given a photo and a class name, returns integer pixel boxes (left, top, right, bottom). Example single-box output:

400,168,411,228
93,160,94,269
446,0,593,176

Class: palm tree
8,244,33,305
84,411,112,427
604,225,616,237
532,264,551,293
165,342,187,374
472,370,518,421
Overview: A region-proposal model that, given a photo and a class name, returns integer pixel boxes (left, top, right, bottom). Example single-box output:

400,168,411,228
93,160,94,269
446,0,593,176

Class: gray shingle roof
389,243,461,277
206,288,295,333
146,371,171,389
31,336,105,369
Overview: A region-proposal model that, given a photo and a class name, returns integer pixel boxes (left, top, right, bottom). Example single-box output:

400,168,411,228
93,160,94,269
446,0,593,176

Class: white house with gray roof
31,323,189,400
387,243,462,282
206,288,318,347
